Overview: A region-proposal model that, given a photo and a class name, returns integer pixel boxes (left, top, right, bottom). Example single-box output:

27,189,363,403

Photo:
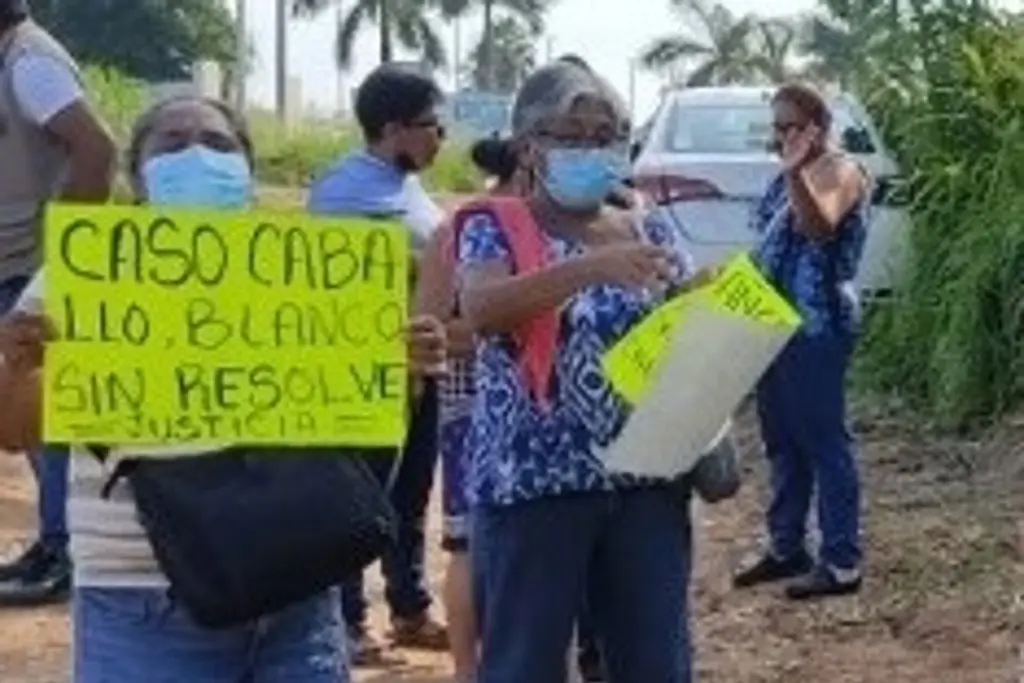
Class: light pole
234,0,247,112
275,0,287,120
336,1,346,115
628,58,637,123
452,16,462,91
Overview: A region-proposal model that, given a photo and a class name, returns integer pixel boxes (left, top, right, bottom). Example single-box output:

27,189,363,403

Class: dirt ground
0,406,1020,683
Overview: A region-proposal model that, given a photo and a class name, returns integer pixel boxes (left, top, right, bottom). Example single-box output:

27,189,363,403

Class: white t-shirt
9,53,83,126
402,175,445,244
15,269,41,312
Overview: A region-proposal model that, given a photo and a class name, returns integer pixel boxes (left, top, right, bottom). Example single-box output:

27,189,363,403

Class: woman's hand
0,312,54,371
781,124,821,173
406,315,447,376
584,242,676,291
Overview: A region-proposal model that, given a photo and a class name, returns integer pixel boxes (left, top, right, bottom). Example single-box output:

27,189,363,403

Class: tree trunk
380,0,393,63
482,0,495,91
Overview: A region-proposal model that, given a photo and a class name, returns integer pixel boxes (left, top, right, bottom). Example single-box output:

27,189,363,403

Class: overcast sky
236,0,1021,123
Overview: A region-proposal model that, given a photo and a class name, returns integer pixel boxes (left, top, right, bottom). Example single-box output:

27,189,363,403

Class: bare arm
786,156,866,241
461,258,596,336
0,365,42,452
0,311,52,452
47,102,117,202
412,228,476,358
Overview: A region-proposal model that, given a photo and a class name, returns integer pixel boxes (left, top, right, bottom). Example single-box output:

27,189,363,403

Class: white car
631,86,909,295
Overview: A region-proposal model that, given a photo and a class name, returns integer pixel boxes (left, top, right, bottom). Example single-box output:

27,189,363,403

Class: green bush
81,66,481,195
852,5,1024,429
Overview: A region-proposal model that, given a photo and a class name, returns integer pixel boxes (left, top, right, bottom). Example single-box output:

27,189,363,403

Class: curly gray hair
511,60,630,139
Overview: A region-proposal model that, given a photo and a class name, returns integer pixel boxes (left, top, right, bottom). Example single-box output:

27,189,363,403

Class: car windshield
661,102,871,154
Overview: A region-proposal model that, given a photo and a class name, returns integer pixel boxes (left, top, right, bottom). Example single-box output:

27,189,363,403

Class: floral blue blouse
457,211,694,507
751,172,870,336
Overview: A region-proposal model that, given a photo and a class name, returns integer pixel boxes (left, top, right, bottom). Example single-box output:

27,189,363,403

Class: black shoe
0,540,52,582
733,551,813,589
0,541,72,606
785,566,862,601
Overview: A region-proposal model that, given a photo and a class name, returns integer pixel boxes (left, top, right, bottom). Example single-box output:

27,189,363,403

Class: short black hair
355,64,444,142
556,54,592,71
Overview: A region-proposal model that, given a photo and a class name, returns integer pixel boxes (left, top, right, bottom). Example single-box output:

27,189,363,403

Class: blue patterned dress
751,172,869,336
748,167,869,572
456,211,695,508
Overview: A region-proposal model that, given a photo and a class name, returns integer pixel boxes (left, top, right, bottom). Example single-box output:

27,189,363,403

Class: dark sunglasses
772,121,803,135
406,118,446,139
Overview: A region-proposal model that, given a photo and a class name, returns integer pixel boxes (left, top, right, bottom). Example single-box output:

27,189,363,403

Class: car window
660,102,874,154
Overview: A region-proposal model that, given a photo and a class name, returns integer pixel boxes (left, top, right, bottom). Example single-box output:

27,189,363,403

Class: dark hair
604,187,635,210
470,137,517,183
0,0,27,28
556,54,592,71
773,83,832,130
355,65,444,142
126,96,254,178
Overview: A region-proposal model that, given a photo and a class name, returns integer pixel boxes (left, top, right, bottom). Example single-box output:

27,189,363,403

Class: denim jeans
72,587,347,683
340,382,438,627
756,328,861,571
472,489,692,683
0,275,69,548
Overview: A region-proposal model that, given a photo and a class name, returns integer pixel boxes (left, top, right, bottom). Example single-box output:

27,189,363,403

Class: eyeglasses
772,122,803,135
406,117,446,139
535,130,627,151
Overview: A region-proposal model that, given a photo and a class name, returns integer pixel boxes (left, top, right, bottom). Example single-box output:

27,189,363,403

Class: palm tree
293,0,447,68
798,0,896,89
639,0,760,87
463,16,535,93
752,19,798,83
438,0,548,91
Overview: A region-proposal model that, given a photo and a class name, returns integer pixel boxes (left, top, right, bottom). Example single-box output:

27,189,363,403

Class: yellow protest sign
43,203,409,447
603,253,800,405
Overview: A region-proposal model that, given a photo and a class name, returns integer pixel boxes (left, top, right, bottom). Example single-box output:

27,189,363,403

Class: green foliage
293,0,448,68
247,112,479,192
850,3,1024,428
32,0,238,82
80,67,480,198
463,16,537,94
639,0,803,86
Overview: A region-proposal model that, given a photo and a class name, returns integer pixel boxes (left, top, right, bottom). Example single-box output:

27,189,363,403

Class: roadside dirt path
0,408,1019,682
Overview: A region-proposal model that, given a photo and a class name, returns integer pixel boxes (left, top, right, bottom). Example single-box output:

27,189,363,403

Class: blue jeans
472,489,692,683
0,275,68,548
73,587,347,683
756,329,861,571
340,383,438,627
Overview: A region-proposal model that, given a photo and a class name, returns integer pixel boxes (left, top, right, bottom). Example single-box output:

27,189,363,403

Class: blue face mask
541,148,627,211
142,145,253,209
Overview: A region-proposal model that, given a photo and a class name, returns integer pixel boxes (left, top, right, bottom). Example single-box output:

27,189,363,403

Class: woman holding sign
735,83,869,600
455,60,702,683
2,95,448,683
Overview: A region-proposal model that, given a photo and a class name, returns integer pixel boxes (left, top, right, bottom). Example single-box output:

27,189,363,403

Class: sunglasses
772,122,804,135
406,117,446,139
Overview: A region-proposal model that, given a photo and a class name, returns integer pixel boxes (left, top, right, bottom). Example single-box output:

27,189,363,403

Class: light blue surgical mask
142,144,253,209
541,148,627,211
